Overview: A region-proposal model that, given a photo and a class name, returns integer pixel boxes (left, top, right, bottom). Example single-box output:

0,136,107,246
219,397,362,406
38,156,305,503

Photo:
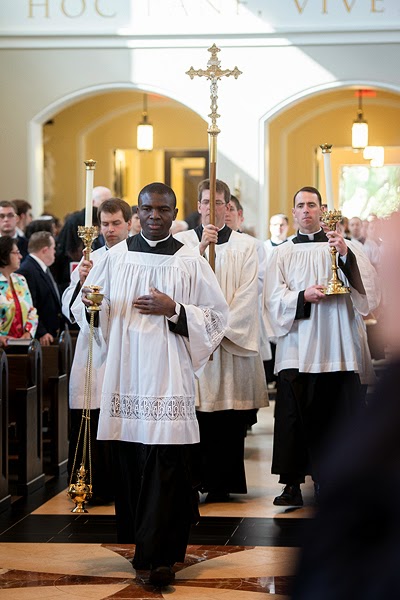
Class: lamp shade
352,91,368,150
352,119,368,150
137,94,153,151
137,120,153,151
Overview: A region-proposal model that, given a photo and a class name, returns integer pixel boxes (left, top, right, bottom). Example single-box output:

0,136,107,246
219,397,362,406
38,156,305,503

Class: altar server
175,179,268,503
265,186,380,507
72,182,228,588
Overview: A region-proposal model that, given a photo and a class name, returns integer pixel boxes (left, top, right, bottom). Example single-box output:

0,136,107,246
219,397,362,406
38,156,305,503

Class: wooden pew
0,349,10,511
41,327,73,476
6,339,45,495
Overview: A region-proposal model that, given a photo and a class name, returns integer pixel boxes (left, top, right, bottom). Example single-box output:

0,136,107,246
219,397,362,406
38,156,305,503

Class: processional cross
186,44,242,270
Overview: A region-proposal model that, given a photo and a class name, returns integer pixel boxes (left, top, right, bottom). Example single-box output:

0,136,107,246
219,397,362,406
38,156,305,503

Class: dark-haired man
225,194,243,232
17,230,63,345
265,186,380,507
72,183,228,587
12,199,33,236
175,179,268,503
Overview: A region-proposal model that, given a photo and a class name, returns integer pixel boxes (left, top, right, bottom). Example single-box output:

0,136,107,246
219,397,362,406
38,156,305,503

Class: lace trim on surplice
202,307,225,351
108,393,196,421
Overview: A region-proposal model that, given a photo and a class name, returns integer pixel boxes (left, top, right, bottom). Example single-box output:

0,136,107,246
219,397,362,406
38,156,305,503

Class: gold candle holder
78,225,99,261
321,210,351,296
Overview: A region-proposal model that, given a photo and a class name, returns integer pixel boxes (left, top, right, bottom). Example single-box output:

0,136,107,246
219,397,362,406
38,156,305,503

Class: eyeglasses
0,213,17,220
10,251,22,255
200,200,227,206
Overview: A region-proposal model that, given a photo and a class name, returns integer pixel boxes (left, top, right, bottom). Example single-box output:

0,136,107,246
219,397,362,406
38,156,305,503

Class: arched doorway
260,84,400,240
29,86,209,223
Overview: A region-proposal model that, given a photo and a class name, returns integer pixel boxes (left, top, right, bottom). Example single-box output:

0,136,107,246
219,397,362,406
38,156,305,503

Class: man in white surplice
72,183,228,588
62,197,132,503
265,186,380,508
175,179,268,504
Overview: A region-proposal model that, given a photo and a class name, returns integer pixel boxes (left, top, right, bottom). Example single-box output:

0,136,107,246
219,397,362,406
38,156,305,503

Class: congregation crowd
0,180,395,590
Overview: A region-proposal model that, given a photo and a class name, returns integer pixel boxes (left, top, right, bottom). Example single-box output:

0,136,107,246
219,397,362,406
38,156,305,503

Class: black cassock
111,234,200,570
272,230,368,485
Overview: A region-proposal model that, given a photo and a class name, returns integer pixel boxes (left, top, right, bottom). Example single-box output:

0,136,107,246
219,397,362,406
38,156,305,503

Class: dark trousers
264,341,277,384
111,441,200,568
272,369,366,485
68,408,114,501
196,409,251,494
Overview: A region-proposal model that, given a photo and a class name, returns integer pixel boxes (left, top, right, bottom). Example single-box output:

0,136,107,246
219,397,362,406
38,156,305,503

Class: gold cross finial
186,44,242,134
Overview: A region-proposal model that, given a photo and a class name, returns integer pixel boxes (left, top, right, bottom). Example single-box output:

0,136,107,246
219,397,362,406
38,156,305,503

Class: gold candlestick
321,210,351,296
78,225,98,261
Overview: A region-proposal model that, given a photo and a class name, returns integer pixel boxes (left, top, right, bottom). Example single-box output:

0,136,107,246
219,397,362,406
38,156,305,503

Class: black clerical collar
271,238,288,247
194,224,233,245
293,228,328,244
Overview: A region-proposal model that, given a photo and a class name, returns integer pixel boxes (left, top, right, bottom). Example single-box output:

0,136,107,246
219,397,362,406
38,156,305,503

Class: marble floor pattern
0,405,317,599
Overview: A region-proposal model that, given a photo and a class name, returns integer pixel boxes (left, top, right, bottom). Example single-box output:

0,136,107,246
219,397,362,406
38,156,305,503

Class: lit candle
320,144,334,212
84,159,97,227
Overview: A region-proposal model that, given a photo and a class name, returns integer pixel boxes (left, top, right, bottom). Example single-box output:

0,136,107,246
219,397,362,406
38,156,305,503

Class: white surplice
253,236,272,361
62,245,107,409
71,239,228,445
265,239,380,384
174,228,269,412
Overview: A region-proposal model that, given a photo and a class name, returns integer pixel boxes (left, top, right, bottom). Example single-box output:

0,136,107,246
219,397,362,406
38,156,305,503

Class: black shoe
149,565,175,587
273,484,303,506
204,492,231,503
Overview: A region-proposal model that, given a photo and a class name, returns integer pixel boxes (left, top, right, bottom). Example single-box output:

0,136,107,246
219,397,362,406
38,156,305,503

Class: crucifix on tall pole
186,44,242,270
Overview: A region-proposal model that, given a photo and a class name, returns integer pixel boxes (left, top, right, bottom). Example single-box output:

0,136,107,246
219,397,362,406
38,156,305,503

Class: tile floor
0,405,317,599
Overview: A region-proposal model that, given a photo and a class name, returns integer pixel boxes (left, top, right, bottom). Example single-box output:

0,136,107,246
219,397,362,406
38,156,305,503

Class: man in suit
17,230,63,346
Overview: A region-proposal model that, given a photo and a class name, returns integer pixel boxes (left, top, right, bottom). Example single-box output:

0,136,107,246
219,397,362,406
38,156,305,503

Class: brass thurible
67,283,104,512
321,210,351,296
85,285,104,311
67,464,92,514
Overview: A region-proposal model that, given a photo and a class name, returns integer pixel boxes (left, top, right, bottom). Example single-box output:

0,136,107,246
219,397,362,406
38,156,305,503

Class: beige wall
1,40,400,236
